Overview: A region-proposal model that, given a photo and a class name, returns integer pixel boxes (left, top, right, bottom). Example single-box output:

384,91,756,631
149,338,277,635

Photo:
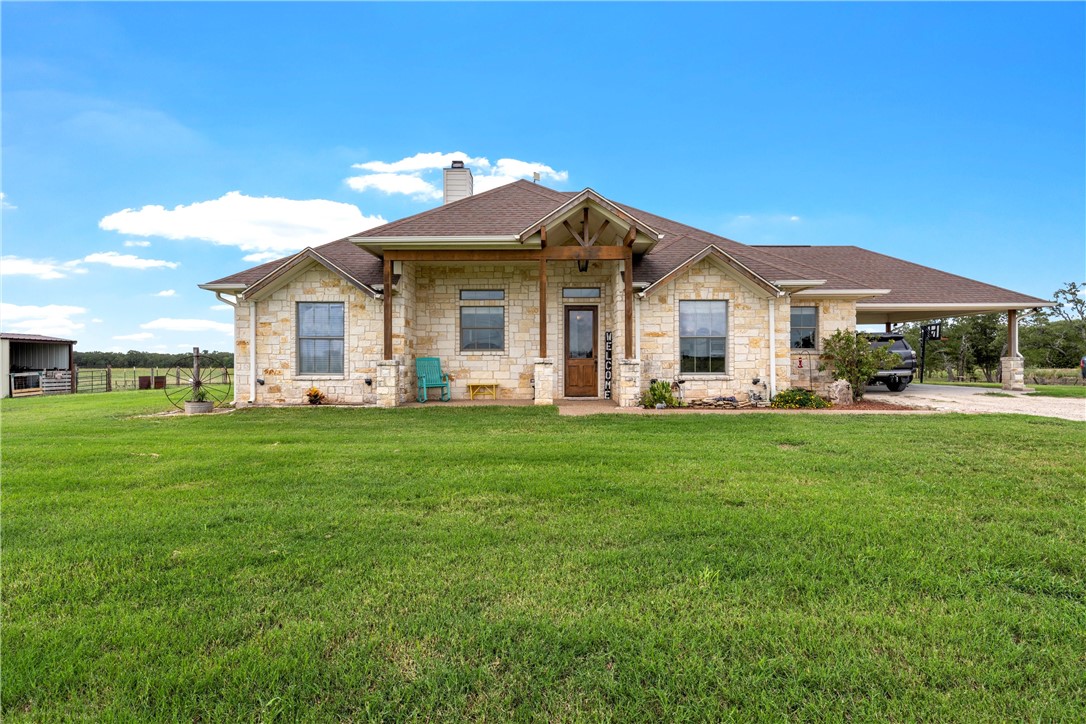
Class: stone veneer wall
233,263,384,406
638,258,790,401
412,261,620,400
787,299,857,394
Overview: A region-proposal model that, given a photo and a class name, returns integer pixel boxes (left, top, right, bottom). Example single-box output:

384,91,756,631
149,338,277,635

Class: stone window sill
459,351,507,356
677,374,734,381
295,375,346,381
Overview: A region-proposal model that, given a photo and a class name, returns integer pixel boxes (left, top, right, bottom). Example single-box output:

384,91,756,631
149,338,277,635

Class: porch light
578,260,589,273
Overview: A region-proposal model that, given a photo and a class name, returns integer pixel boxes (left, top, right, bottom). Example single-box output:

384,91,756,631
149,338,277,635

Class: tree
819,330,901,401
1050,281,1086,349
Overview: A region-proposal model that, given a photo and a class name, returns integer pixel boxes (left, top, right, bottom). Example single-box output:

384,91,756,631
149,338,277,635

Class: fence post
106,365,112,392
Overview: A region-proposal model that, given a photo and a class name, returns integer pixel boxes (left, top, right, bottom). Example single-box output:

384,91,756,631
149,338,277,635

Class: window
790,306,818,349
297,302,344,375
460,290,504,301
679,301,727,373
563,287,601,299
460,307,505,351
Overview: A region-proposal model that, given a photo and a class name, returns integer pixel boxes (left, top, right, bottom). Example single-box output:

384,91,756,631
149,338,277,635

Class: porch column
1001,308,1026,391
538,258,547,358
383,258,392,360
624,247,634,359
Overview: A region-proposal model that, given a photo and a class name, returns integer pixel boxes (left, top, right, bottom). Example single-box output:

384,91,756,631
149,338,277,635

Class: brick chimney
443,160,473,205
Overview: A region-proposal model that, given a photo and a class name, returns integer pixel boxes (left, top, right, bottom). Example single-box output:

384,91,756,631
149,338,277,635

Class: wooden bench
467,382,499,400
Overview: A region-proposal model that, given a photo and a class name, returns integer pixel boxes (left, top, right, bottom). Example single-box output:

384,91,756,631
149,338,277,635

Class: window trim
562,287,601,299
459,305,506,353
790,305,819,350
678,300,729,375
460,289,505,301
296,301,345,377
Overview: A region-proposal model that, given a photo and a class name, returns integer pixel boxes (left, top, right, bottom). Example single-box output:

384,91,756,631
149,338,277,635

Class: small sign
604,331,613,399
921,323,942,341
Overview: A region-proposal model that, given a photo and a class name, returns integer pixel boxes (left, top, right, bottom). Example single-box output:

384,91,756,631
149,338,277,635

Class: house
200,161,1049,407
1,333,77,398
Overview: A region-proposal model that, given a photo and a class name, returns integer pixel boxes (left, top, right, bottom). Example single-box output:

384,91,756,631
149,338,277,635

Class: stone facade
788,299,857,395
231,255,865,407
233,262,384,406
638,258,790,402
1000,356,1026,391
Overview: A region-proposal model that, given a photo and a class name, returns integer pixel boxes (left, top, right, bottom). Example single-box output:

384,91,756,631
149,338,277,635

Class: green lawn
3,393,1085,721
928,380,1086,398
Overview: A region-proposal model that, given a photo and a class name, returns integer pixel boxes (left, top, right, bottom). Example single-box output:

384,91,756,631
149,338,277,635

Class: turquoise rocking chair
415,357,451,402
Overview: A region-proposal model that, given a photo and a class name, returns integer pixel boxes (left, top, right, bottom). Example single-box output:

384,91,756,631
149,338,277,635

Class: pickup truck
868,334,917,392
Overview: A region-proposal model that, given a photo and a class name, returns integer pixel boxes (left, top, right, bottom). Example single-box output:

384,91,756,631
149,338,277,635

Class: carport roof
0,333,77,343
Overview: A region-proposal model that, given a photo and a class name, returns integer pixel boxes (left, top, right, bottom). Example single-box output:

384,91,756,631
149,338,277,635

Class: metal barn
1,333,77,398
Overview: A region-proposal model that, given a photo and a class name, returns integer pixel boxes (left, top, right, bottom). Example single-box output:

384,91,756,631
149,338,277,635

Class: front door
565,306,598,397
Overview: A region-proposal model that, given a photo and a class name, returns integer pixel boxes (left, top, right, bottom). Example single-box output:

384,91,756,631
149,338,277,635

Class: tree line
74,350,235,369
898,281,1085,382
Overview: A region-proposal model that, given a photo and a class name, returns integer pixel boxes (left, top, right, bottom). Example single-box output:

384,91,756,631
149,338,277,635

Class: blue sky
3,2,1083,352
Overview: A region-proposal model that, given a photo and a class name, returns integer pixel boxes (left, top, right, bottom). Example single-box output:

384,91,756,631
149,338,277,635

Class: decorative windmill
163,347,232,411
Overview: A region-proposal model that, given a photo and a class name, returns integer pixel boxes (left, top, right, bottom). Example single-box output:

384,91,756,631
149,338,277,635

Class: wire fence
76,367,233,394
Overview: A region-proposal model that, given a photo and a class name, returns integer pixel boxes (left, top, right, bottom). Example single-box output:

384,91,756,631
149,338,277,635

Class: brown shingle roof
204,181,1047,308
355,180,569,237
752,246,1050,306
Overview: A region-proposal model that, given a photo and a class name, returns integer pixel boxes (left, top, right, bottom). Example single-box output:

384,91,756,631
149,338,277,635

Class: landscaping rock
827,380,853,406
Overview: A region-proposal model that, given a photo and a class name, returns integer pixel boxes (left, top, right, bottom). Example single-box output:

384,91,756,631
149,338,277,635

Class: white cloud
242,251,286,263
1,193,15,211
91,318,104,323
353,151,489,174
140,318,233,334
0,302,86,337
154,289,177,297
123,240,151,247
346,152,569,201
100,191,386,255
345,173,441,201
114,332,155,341
209,304,233,312
1,255,85,280
82,251,179,270
790,216,801,222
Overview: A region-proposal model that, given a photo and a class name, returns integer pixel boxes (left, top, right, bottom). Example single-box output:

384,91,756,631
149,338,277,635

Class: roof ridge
357,179,564,237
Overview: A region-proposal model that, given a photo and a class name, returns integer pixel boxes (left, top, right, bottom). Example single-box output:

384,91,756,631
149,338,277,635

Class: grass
928,380,1086,398
3,393,1085,721
1026,386,1086,399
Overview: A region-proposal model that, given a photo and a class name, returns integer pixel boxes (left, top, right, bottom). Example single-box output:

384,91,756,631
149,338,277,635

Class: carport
757,245,1053,391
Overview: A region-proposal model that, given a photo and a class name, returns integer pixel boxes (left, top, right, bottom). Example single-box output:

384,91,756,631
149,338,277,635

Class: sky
2,2,1083,353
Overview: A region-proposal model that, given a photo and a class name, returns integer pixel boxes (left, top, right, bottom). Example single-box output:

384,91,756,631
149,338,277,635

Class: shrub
770,388,830,409
640,379,679,408
818,330,901,401
305,387,326,405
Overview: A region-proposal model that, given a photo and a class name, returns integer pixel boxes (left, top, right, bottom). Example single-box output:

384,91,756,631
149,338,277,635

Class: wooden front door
564,306,598,397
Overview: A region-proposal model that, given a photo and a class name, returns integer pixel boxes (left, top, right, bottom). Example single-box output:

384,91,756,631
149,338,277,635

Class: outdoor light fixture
577,260,589,273
364,377,373,386
256,378,266,385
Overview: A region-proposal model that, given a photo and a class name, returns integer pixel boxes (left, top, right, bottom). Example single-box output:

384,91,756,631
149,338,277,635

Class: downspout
768,296,778,399
249,301,257,404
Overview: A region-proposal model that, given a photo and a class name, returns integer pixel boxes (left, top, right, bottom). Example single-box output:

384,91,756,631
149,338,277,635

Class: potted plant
184,386,214,415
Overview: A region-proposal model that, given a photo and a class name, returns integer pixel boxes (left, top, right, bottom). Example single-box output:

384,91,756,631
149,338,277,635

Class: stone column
616,359,643,407
376,360,401,407
1000,356,1026,391
533,358,555,405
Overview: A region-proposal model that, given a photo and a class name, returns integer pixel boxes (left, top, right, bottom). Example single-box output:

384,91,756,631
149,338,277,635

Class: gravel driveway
866,383,1085,422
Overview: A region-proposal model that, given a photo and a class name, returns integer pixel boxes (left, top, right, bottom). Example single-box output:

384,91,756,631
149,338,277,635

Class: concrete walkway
865,383,1085,422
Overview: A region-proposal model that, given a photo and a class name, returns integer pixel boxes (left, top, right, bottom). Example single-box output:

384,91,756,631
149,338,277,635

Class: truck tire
885,377,910,392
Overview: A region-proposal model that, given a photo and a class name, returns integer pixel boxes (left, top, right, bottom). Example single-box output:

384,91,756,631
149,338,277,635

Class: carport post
1007,309,1019,357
